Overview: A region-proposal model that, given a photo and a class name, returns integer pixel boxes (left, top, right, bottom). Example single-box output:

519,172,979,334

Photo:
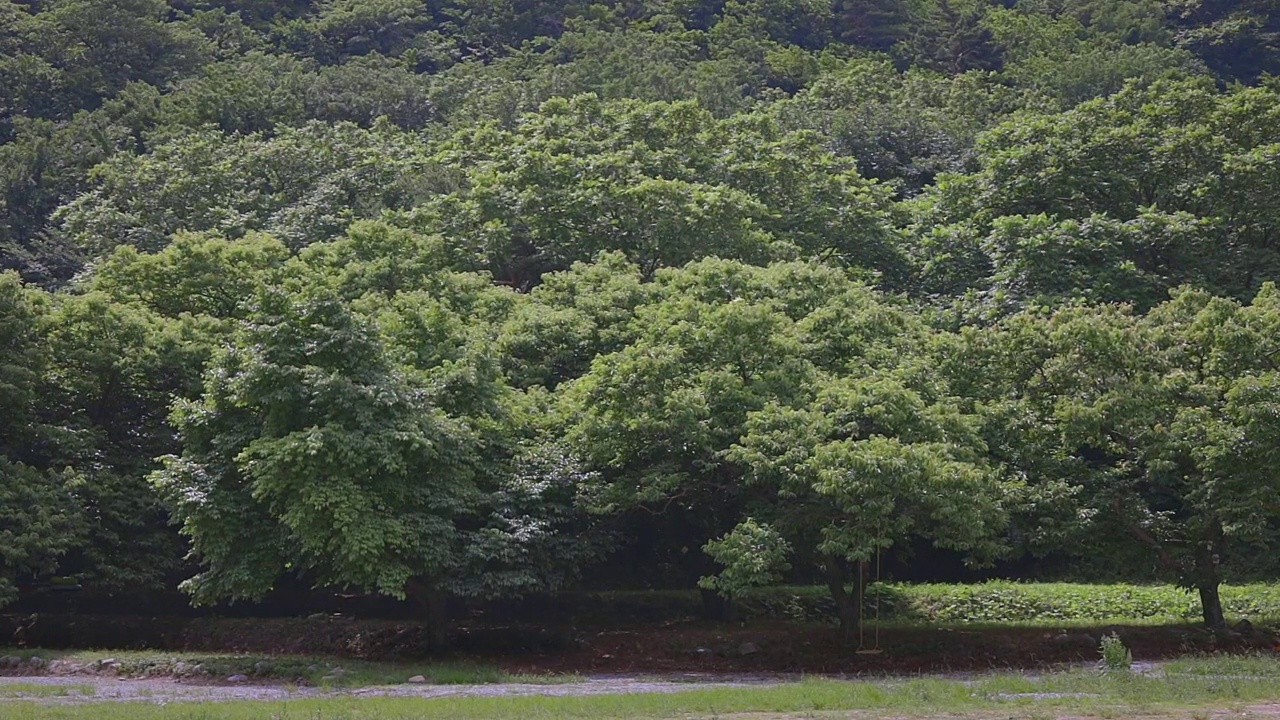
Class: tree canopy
4,0,1280,636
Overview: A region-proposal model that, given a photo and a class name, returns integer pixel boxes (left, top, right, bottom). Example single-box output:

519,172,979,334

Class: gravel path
0,673,786,705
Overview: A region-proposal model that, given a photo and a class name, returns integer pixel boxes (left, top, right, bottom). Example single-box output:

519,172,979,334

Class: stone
1234,619,1255,635
253,661,271,674
27,656,45,669
737,642,761,656
328,666,348,675
226,674,249,683
1053,633,1095,648
694,646,714,659
407,675,427,684
1,655,21,669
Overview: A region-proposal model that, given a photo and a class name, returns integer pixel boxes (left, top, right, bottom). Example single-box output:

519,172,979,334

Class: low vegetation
0,682,95,698
574,582,1280,626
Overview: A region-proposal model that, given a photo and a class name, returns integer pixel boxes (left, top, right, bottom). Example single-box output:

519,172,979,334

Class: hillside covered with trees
4,0,1280,637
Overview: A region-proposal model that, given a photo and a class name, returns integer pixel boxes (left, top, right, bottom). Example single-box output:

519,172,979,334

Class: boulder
226,674,249,683
407,675,428,684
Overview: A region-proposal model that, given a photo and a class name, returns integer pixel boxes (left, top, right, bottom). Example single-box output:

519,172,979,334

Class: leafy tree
0,273,79,606
698,517,791,598
153,281,599,644
834,0,910,50
418,95,903,287
90,231,289,321
1163,0,1280,81
982,5,1205,107
944,287,1280,627
0,0,211,123
897,0,1004,75
56,121,431,255
496,251,653,390
278,0,437,65
0,83,164,284
915,78,1280,309
769,58,1017,193
37,292,191,592
726,371,1009,638
563,258,1010,639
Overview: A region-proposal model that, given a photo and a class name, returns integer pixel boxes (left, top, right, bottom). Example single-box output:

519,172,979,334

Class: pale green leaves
700,519,792,598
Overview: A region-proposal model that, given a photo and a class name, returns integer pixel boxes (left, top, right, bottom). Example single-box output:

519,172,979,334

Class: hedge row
574,583,1280,625
876,582,1280,623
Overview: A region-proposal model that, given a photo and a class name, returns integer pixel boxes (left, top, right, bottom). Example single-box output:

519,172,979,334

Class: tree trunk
1196,518,1227,630
1199,582,1226,630
823,556,858,644
406,580,451,651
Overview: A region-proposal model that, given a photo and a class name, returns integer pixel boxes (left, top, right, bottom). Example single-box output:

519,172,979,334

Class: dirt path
0,673,783,704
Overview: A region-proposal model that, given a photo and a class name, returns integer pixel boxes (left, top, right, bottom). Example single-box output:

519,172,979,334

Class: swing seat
855,648,883,655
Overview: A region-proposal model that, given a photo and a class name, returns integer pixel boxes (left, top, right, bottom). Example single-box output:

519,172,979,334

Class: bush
891,582,1280,624
1099,633,1132,673
569,582,1280,625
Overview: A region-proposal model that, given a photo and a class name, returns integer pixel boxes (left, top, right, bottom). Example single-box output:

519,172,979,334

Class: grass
3,655,1280,718
0,648,575,688
0,682,95,698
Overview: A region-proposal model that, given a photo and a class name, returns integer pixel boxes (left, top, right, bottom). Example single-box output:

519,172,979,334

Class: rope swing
855,533,884,655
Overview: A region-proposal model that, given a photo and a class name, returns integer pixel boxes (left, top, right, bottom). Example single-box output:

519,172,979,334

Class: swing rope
856,534,883,655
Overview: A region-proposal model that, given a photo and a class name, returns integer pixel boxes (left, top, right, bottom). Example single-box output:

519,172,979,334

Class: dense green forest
3,0,1280,639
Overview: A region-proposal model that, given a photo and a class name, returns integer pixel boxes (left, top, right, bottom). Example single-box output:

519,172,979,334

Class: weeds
1098,633,1133,674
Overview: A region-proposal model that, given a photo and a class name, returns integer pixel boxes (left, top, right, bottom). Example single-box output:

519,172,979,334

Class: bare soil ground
493,620,1276,675
0,673,780,704
5,613,1276,674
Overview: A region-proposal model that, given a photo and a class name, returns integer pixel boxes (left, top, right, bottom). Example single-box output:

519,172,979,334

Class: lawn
5,654,1280,719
